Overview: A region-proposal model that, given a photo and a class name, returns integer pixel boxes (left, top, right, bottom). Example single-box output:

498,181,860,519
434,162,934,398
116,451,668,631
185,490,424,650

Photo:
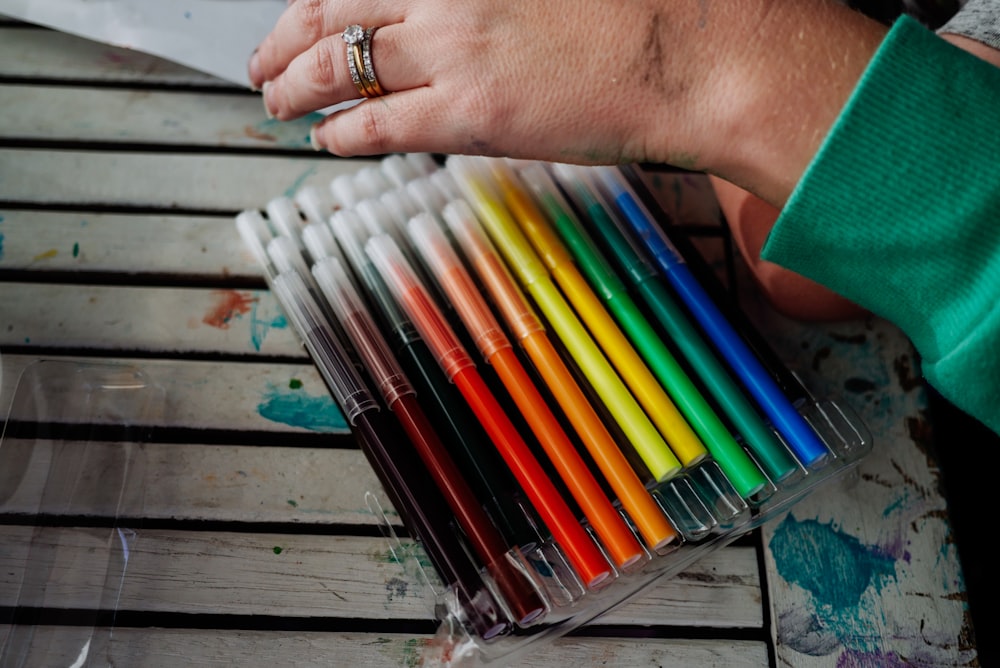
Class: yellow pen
446,155,682,482
484,159,709,468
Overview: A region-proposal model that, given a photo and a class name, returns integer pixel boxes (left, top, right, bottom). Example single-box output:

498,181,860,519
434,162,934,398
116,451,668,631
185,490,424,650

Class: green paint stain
287,499,298,507
401,638,429,668
273,546,283,555
289,378,303,389
372,544,434,571
72,242,80,258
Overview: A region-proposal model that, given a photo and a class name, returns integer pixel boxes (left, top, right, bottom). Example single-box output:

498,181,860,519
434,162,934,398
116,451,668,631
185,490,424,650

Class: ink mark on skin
641,14,668,93
697,0,709,29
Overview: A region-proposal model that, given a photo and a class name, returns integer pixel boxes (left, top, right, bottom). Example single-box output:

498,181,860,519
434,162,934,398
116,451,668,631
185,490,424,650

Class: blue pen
590,166,829,468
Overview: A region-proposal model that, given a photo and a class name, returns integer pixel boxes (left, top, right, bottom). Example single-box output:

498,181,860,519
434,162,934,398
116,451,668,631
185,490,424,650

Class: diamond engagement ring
343,24,385,98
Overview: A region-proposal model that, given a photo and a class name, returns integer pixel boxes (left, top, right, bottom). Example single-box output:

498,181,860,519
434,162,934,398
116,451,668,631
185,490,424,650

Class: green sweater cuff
762,14,1000,432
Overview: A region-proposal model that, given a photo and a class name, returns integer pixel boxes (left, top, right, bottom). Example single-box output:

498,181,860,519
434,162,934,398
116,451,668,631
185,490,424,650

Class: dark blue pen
591,166,829,468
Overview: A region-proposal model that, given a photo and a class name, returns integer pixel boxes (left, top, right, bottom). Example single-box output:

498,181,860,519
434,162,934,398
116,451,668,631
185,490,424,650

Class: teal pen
551,163,800,483
518,163,768,498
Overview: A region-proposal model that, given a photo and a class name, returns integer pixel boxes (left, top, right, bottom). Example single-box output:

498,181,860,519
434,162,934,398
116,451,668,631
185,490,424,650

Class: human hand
248,0,725,165
249,0,886,207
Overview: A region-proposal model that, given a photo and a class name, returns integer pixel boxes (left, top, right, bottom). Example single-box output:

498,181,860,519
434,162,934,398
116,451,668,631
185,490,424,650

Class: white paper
0,0,286,87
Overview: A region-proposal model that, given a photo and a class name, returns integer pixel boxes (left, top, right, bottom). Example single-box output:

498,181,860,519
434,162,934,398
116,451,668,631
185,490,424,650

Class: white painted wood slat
0,527,761,628
0,210,260,278
0,356,344,434
0,149,376,211
0,84,319,151
0,283,304,357
0,627,771,668
0,28,227,86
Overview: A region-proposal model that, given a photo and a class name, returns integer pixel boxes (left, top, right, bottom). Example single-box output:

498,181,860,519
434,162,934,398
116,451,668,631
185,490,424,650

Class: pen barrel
452,368,613,590
390,395,547,626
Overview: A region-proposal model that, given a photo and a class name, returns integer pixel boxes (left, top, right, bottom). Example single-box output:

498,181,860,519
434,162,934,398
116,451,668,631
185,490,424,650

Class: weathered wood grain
0,626,771,668
0,149,376,211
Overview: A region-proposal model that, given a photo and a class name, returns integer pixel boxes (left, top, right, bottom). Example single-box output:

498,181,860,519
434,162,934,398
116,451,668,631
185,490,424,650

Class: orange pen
405,212,647,570
366,231,614,588
441,199,678,553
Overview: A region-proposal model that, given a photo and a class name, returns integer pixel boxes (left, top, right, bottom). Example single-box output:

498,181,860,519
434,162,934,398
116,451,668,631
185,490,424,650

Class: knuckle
357,104,390,152
306,38,341,90
295,0,329,39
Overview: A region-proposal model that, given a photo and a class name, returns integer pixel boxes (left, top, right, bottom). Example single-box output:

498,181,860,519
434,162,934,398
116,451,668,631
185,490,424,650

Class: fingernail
248,50,262,89
262,81,275,119
309,124,323,151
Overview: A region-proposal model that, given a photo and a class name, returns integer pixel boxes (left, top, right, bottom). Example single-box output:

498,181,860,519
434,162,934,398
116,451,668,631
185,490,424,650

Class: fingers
249,0,407,90
310,89,469,157
263,25,428,121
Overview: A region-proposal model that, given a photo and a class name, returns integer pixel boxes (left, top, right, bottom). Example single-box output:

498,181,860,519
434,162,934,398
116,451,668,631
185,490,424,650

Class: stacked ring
343,24,385,98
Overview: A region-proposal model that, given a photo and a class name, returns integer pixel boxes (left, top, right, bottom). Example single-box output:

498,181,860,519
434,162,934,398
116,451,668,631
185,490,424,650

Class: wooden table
0,17,980,667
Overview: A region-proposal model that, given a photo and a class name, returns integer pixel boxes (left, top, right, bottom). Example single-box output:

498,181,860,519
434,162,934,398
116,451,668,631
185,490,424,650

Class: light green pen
517,162,769,499
550,163,800,484
445,155,683,483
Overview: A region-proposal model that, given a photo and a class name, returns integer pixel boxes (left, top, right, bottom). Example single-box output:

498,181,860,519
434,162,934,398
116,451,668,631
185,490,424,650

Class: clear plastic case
237,155,873,667
0,360,163,667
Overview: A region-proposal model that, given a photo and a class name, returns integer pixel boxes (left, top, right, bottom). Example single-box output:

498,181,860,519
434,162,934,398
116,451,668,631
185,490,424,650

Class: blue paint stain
284,166,318,198
256,383,347,432
249,302,287,351
255,112,325,148
770,514,897,612
0,214,4,260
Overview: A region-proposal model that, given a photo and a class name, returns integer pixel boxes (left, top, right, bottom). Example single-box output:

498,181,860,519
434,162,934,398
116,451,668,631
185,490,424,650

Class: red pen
365,233,614,589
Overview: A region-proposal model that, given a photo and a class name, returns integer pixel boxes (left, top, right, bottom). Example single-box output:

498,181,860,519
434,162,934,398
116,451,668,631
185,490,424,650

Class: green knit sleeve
761,14,1000,433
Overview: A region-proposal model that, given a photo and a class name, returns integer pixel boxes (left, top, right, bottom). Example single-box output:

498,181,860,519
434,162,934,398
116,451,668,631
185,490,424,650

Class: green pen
518,162,767,499
547,163,800,486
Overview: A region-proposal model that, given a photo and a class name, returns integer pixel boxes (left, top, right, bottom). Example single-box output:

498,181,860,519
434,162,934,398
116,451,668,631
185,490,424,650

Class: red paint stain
203,290,257,329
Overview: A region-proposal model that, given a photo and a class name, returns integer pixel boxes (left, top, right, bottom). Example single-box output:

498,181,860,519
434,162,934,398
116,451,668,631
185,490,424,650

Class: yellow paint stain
33,248,58,261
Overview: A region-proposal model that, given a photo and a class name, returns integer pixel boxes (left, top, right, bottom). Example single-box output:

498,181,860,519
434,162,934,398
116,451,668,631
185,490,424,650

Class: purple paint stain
770,514,897,612
837,649,908,668
0,214,5,261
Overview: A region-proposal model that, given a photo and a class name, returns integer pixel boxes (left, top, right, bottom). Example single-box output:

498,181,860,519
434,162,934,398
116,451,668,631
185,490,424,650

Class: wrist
674,1,887,207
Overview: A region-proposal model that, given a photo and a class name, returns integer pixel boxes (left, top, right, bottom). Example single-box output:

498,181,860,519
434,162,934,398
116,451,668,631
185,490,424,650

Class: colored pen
328,207,542,552
591,166,830,468
552,163,799,482
445,156,682,483
407,212,647,569
366,232,614,589
293,184,337,227
234,217,510,640
620,164,820,408
486,159,711,468
266,195,308,246
517,163,769,498
380,154,421,188
312,255,548,626
442,199,678,552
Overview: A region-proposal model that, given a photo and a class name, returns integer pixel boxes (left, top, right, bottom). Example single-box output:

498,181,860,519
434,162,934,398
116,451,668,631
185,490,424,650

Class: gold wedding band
343,24,385,98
